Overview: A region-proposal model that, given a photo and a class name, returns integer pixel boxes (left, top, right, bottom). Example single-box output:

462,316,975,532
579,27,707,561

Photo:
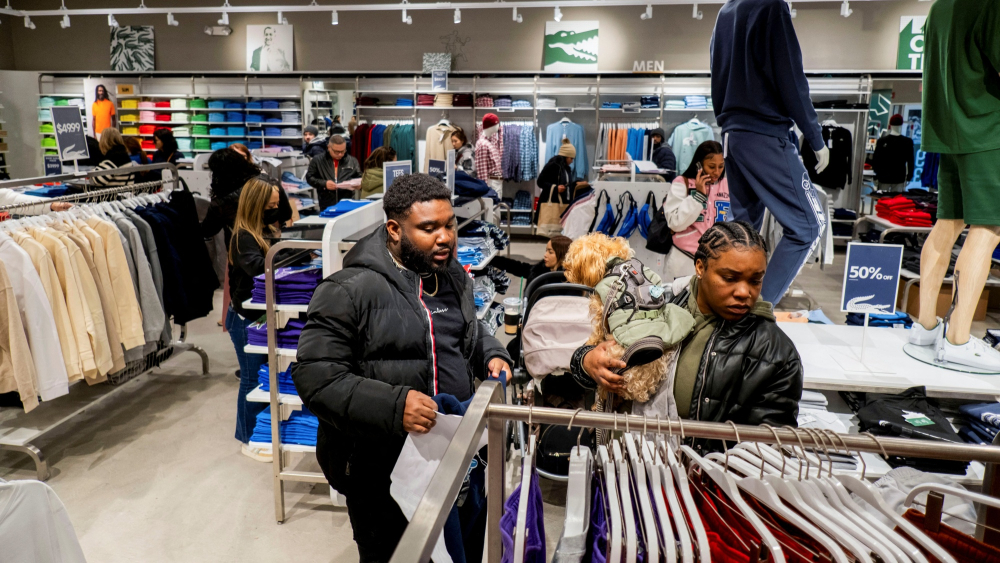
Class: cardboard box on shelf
898,280,988,321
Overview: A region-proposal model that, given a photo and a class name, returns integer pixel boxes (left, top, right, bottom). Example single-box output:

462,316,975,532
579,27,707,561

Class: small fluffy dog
563,233,671,403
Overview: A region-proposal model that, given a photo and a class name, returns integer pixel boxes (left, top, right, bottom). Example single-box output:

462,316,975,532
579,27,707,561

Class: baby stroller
509,271,596,480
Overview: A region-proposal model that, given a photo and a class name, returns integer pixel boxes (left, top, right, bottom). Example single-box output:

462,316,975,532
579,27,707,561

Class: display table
780,323,1000,400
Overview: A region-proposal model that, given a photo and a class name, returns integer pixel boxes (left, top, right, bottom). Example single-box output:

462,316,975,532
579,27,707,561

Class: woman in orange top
91,84,116,136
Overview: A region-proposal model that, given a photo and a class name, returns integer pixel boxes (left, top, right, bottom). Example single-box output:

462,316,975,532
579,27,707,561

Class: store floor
0,241,995,562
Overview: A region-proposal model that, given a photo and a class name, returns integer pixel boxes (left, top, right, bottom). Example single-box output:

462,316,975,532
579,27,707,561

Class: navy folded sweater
710,0,824,151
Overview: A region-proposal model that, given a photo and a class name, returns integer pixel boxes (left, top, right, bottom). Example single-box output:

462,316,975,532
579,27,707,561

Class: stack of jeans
958,403,1000,445
459,220,510,250
257,363,298,395
250,407,319,446
247,317,306,349
251,265,322,305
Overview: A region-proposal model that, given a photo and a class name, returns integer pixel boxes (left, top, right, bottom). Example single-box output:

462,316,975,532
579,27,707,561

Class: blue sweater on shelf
710,0,823,152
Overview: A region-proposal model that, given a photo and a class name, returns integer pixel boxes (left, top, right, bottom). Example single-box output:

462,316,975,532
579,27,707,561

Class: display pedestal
902,343,1000,375
832,314,897,375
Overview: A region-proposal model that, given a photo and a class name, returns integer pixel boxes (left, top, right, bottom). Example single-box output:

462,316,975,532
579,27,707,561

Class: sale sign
841,243,904,314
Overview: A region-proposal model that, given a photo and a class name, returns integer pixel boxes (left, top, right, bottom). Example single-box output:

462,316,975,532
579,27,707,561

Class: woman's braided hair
693,221,769,266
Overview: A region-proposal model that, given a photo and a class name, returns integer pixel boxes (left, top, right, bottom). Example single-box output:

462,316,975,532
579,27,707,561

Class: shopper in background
91,84,116,136
305,134,362,211
450,129,475,176
92,128,136,187
302,125,328,158
572,221,802,441
663,140,730,280
123,136,149,166
492,235,572,287
536,139,589,224
329,115,347,136
226,178,284,461
359,146,397,199
151,129,180,172
649,127,678,182
293,174,511,563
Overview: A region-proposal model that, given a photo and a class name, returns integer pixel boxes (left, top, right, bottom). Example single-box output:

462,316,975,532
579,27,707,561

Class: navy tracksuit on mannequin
711,0,827,304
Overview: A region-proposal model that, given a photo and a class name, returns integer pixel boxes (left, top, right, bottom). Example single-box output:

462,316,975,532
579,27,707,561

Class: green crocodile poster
543,22,599,71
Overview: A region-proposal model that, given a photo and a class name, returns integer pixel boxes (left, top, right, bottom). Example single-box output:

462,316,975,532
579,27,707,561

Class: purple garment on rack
587,476,608,563
499,468,546,563
251,266,321,305
247,318,306,348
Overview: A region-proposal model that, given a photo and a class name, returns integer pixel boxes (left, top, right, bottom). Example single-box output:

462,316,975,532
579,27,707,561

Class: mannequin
710,0,830,305
475,113,503,192
908,0,1000,370
872,114,914,193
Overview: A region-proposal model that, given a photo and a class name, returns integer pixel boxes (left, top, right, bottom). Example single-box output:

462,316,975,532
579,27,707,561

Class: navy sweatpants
725,130,826,304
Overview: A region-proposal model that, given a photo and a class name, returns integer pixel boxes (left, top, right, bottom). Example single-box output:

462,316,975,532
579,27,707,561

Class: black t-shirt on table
420,275,472,401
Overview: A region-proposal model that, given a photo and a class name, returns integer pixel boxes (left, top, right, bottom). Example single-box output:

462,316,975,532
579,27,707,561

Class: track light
692,3,703,19
402,9,412,24
553,7,562,21
454,8,461,23
331,10,338,25
60,14,70,28
277,11,287,24
512,7,522,22
24,15,34,29
108,14,119,27
640,4,652,20
218,12,229,25
840,0,852,17
167,13,179,26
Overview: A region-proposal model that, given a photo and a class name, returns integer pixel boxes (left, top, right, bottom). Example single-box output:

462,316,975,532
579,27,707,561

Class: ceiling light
167,13,179,26
402,10,412,24
331,10,338,25
23,16,34,29
277,11,287,24
454,8,461,24
60,14,70,28
640,4,652,20
692,3,703,19
218,12,229,25
108,14,119,27
840,0,852,17
553,7,562,21
512,7,522,23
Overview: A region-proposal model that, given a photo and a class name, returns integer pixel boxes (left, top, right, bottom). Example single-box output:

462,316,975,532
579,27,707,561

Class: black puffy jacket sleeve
292,279,410,437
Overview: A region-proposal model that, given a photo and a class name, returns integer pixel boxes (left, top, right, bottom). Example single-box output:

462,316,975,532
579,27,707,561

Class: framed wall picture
247,25,293,72
110,26,155,71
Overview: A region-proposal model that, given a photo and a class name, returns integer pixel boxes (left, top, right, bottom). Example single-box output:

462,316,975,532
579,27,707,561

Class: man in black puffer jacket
292,174,511,563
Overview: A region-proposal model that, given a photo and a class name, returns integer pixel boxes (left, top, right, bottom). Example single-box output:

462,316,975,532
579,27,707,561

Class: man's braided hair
693,221,769,266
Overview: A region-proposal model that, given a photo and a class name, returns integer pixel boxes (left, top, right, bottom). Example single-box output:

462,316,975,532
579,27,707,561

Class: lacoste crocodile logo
846,294,890,313
544,28,599,65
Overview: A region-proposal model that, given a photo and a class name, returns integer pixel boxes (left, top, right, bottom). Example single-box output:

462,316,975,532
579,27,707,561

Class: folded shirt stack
154,101,170,108
194,139,212,150
120,114,139,123
459,219,510,250
170,99,187,109
141,140,155,150
249,407,319,447
209,127,227,136
846,311,913,328
957,403,1000,445
622,101,641,110
155,114,172,122
24,185,72,197
191,114,207,122
876,195,933,227
685,95,708,109
120,99,138,109
246,114,264,123
433,94,454,107
37,109,52,121
177,138,192,152
247,317,306,349
512,99,532,108
171,113,189,123
246,141,264,150
208,100,227,109
257,363,298,395
396,98,415,107
473,276,495,309
251,265,322,305
189,98,207,109
319,198,373,218
211,141,228,150
601,102,622,109
281,171,310,190
476,95,494,108
452,94,473,107
208,112,225,122
356,96,379,106
640,96,660,108
417,94,436,107
457,246,485,267
172,127,190,137
67,98,85,108
281,112,299,123
536,97,557,108
265,117,282,124
192,125,209,135
245,101,263,110
280,128,298,137
225,101,244,109
279,101,299,110
227,112,245,122
53,99,70,106
39,123,54,133
495,96,513,108
665,100,686,109
139,111,157,122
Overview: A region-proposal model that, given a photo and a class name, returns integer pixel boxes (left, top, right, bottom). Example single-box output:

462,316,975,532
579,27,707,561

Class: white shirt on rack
0,480,86,563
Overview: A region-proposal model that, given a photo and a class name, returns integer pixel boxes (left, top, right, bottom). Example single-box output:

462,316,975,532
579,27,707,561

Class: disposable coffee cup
503,297,522,335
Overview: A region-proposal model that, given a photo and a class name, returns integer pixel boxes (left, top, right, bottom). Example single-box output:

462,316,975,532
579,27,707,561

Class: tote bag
644,190,674,254
537,188,569,238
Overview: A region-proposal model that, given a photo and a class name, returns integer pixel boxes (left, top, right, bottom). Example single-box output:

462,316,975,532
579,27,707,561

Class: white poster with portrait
83,78,118,138
247,25,293,72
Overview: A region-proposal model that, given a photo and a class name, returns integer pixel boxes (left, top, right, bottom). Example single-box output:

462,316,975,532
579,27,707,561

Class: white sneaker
941,336,1000,371
241,443,273,462
909,318,943,346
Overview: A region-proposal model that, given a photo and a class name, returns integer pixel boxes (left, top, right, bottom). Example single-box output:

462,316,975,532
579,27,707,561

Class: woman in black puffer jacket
571,221,803,450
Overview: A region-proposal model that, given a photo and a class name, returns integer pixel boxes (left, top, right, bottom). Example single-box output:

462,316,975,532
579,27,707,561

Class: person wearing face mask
292,174,511,563
663,141,730,281
571,221,803,449
226,178,286,462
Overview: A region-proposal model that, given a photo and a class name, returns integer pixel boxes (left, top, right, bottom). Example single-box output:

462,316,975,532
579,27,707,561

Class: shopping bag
536,187,569,238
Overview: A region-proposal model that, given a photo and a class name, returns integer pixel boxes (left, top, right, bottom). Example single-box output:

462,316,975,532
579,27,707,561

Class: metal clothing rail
0,162,210,481
389,381,1000,563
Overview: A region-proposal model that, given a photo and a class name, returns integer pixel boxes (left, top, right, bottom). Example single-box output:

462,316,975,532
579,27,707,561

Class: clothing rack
388,381,1000,563
0,163,210,481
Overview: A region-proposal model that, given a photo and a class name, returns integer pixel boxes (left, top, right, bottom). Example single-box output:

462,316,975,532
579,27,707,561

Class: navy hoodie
710,0,823,152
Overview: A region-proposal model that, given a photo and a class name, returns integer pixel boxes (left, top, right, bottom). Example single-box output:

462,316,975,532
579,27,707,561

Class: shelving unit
0,94,7,176
37,93,86,159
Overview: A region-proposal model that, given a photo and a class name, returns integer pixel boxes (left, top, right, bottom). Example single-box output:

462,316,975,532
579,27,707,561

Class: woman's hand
557,184,567,193
582,340,626,392
49,202,73,212
694,169,712,196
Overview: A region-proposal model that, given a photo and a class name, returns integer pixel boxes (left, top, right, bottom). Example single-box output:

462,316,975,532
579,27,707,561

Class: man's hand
49,202,73,212
488,357,512,383
403,390,437,434
582,340,626,392
325,180,337,190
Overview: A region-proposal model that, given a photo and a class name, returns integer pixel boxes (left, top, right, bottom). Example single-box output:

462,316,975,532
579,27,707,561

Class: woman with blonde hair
226,177,282,461
93,127,136,187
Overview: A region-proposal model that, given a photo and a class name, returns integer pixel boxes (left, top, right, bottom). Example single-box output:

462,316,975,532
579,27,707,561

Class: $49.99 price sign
841,242,904,314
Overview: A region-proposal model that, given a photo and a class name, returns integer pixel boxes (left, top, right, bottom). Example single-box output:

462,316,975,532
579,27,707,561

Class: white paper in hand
389,413,488,563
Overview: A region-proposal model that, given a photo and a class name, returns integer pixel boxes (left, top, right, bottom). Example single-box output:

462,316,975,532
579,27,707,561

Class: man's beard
400,231,453,274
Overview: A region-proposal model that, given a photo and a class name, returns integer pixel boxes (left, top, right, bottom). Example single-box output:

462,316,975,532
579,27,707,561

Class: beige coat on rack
424,122,457,173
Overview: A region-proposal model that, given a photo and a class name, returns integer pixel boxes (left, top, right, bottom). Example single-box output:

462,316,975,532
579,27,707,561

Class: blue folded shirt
319,199,373,218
